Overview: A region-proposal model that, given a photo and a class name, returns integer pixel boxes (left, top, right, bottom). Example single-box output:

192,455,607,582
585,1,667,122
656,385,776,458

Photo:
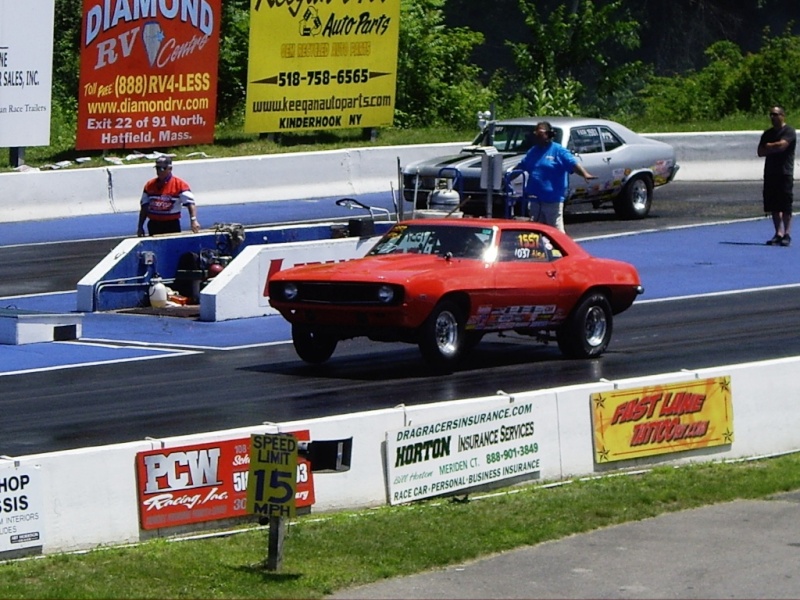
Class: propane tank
429,179,460,210
148,277,168,308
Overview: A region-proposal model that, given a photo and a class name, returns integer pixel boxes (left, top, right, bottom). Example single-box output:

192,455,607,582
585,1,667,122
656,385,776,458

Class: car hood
273,253,480,283
403,149,517,174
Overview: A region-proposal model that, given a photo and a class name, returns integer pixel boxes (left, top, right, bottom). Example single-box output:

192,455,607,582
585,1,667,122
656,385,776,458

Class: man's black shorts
147,219,181,236
763,174,794,213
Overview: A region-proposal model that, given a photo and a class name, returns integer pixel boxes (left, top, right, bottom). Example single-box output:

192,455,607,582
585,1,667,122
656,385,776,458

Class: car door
566,125,623,203
472,229,566,332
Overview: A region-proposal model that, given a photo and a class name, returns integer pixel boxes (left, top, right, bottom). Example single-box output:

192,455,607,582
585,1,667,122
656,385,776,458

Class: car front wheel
557,293,613,358
613,174,653,219
418,300,466,372
292,324,338,364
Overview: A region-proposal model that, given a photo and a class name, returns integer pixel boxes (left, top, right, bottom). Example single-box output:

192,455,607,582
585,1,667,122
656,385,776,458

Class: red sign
76,0,220,150
136,433,314,530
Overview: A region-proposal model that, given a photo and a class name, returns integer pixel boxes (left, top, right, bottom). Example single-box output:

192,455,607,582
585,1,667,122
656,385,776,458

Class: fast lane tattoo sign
76,0,221,150
591,376,733,463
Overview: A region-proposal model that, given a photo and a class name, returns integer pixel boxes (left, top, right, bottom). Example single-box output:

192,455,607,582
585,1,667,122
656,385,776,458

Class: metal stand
9,147,25,168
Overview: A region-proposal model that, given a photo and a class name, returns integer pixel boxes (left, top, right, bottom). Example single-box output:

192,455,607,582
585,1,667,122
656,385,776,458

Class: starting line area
1,217,797,376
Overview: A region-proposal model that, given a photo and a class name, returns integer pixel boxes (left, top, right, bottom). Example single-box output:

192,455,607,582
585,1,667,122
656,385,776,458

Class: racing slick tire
292,324,338,364
418,300,466,373
557,292,613,359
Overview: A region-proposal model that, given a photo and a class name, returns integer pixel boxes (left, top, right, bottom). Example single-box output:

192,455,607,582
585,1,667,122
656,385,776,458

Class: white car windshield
472,124,564,152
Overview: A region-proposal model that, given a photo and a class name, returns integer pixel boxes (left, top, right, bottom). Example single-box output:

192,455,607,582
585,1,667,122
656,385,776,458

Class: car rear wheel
613,174,653,219
557,293,613,358
292,324,338,364
418,300,466,372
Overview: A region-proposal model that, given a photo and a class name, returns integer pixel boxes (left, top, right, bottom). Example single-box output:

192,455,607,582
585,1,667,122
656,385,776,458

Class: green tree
216,0,251,124
506,0,641,115
639,26,800,123
395,0,493,128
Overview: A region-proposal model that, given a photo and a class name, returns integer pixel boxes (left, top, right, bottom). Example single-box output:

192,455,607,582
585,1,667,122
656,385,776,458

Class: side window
568,127,603,154
600,127,623,151
498,230,562,263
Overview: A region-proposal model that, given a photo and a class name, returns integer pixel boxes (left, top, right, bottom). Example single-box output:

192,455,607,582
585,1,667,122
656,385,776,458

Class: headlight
283,283,299,301
377,285,394,303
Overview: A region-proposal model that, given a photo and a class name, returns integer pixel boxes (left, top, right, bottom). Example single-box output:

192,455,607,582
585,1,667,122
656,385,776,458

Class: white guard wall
0,132,775,225
0,143,465,224
11,357,800,555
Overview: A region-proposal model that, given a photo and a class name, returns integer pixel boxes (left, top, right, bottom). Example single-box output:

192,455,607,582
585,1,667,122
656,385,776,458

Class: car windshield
369,224,495,259
471,123,564,153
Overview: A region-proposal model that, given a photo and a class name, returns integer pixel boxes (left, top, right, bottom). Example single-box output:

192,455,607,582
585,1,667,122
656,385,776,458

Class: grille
291,282,403,305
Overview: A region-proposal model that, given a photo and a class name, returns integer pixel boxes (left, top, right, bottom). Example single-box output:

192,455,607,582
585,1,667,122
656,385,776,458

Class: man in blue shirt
513,121,596,232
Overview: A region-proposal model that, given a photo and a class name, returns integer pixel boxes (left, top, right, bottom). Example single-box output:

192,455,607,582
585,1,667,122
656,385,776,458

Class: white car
401,117,680,220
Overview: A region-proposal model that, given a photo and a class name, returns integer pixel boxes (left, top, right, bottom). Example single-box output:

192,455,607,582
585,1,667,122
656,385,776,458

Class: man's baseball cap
155,156,172,168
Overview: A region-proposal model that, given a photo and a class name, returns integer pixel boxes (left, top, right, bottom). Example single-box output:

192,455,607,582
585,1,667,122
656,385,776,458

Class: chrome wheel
584,305,609,348
434,309,460,358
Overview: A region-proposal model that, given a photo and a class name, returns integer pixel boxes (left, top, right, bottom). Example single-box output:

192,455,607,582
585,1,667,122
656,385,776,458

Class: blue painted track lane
0,216,796,376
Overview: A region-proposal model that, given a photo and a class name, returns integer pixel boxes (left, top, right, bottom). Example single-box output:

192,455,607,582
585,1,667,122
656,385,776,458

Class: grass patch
1,454,799,598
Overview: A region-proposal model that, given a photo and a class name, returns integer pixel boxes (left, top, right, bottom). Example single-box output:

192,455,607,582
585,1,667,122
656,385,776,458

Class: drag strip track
3,181,794,457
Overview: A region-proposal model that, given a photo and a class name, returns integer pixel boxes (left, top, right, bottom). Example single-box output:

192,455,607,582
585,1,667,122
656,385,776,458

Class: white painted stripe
0,346,199,377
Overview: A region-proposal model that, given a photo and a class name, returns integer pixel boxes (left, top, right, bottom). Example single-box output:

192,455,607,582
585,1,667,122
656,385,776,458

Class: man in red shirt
137,156,201,236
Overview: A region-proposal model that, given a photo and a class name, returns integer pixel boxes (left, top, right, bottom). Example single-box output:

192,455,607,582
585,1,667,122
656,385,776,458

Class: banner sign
76,0,221,150
386,402,541,505
591,376,734,463
136,433,313,530
0,0,54,147
0,464,44,553
244,0,400,133
247,433,298,519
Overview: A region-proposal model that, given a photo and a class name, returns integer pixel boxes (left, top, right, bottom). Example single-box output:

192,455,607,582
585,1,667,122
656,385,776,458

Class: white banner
386,402,542,504
0,464,44,553
0,0,55,147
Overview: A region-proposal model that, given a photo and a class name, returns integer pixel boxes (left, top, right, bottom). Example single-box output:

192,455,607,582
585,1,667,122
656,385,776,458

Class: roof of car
493,116,641,140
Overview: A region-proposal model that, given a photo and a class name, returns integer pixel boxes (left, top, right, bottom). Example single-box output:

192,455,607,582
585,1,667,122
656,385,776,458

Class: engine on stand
172,223,246,305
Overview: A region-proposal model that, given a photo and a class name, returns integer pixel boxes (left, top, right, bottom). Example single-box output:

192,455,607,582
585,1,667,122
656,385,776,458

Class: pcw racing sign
136,434,314,530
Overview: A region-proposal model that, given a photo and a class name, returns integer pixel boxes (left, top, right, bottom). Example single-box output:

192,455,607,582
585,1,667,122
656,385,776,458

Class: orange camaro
268,219,643,372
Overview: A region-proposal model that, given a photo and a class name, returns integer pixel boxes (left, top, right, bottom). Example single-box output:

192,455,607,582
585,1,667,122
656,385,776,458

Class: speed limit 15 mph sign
247,433,298,519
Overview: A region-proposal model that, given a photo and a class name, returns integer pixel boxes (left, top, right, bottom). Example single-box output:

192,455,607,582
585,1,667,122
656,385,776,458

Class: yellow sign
247,433,298,518
244,0,399,133
591,376,733,463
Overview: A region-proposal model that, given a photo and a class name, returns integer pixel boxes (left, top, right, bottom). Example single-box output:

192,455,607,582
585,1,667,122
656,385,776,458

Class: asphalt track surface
4,180,800,598
3,181,800,459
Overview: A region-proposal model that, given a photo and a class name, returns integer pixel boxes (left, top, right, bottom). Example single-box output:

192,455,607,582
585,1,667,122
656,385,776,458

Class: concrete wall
0,132,771,225
0,143,465,223
6,356,800,555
